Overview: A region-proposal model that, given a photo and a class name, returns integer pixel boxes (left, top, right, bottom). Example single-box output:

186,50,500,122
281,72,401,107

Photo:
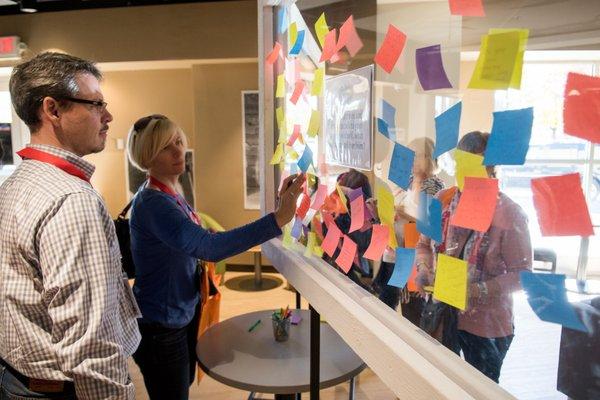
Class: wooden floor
130,270,583,399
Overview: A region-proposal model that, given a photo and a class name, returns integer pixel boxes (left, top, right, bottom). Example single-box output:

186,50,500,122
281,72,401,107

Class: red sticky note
322,222,342,257
296,193,311,220
266,42,282,64
374,24,407,74
335,235,357,273
363,224,389,261
290,80,305,105
450,177,499,232
336,15,363,57
448,0,485,17
349,195,365,233
320,29,337,62
563,72,600,144
287,125,301,146
531,173,594,237
311,184,328,211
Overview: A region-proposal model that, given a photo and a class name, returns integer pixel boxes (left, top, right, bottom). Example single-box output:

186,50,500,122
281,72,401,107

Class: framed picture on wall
242,90,260,210
126,149,195,209
0,123,13,167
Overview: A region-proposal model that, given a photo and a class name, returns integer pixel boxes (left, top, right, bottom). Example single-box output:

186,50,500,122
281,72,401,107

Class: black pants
133,309,200,400
458,330,514,383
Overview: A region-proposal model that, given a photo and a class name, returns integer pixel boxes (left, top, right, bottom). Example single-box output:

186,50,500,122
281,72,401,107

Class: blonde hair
127,115,188,171
408,137,438,176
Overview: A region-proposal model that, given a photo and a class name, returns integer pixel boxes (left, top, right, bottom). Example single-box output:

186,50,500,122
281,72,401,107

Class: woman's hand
274,173,306,228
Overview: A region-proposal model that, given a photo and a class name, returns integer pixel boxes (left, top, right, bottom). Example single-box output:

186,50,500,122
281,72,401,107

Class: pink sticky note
374,24,407,74
448,0,485,17
450,177,499,232
266,42,282,64
336,15,363,57
335,235,357,273
311,184,328,211
290,80,305,105
285,57,300,86
531,173,594,237
322,222,342,257
320,29,337,62
349,195,365,233
363,224,390,261
288,125,301,146
322,212,335,228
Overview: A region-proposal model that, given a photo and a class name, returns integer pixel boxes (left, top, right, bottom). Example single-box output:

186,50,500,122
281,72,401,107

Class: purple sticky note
291,218,303,239
415,45,452,91
348,187,364,202
291,313,302,325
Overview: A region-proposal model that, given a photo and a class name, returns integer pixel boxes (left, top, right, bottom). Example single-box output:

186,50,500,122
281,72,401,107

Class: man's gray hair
9,52,102,132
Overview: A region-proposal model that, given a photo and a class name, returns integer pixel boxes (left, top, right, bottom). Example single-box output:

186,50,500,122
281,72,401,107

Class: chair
533,247,557,274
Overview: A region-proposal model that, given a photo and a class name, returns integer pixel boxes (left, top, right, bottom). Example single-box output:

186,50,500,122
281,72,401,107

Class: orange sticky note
336,15,363,57
336,235,357,273
287,125,301,146
296,193,311,220
448,0,485,17
349,195,365,233
531,173,594,237
290,80,305,105
563,72,600,144
450,177,499,232
374,24,407,74
322,222,342,257
320,29,337,62
363,224,389,261
266,42,282,64
311,184,328,211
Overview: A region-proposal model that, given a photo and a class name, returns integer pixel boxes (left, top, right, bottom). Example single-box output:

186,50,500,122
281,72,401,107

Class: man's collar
26,144,96,180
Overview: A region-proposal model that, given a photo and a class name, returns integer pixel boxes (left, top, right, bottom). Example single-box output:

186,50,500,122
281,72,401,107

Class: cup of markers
271,306,291,342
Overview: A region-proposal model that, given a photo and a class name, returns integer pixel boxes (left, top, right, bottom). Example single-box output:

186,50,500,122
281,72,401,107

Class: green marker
248,319,261,332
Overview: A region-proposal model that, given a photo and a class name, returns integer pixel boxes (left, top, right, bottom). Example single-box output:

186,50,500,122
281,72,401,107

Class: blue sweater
130,189,282,328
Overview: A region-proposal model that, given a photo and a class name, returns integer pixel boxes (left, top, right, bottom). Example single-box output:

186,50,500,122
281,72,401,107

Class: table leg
295,394,301,400
247,392,256,400
348,377,355,400
254,251,262,287
295,290,301,309
310,304,320,400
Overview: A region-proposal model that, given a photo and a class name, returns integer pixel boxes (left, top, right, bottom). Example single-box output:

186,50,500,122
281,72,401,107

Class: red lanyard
17,147,90,184
148,176,201,225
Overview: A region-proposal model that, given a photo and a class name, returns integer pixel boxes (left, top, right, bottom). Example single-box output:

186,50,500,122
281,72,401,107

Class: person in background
414,131,532,383
373,137,444,323
1,52,140,399
127,114,304,400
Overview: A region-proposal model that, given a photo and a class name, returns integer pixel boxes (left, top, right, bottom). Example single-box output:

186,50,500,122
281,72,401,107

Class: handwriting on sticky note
454,149,487,191
450,177,499,232
363,224,389,261
335,235,357,273
320,29,337,62
433,254,467,310
388,248,416,288
388,143,415,190
349,195,365,233
321,222,342,257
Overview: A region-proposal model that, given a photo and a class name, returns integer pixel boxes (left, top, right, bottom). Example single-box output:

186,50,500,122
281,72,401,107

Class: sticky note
276,107,284,129
285,57,300,86
290,80,305,105
484,107,533,165
433,254,467,311
297,145,313,173
349,195,365,233
289,30,305,56
531,173,594,237
322,221,342,257
363,224,390,261
296,193,311,220
304,231,317,257
381,99,396,138
489,28,529,89
336,184,348,213
311,67,325,96
311,184,328,211
289,23,298,49
450,177,499,232
388,248,416,288
282,224,294,249
315,12,329,49
307,110,321,137
335,235,357,273
276,74,285,98
520,271,587,332
454,149,487,191
320,28,337,62
415,44,452,91
374,24,407,74
336,15,363,57
563,72,600,143
270,143,284,165
278,8,287,34
448,0,485,17
376,186,395,227
417,192,442,243
433,102,461,158
377,118,390,139
322,211,335,229
291,217,304,240
266,42,282,64
287,124,301,146
290,312,302,325
348,187,363,203
388,143,415,190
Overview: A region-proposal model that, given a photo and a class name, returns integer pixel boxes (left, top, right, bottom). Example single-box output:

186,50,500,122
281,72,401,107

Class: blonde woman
127,114,304,400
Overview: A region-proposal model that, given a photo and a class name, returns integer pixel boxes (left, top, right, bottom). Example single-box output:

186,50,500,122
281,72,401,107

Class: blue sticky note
484,107,533,166
289,30,305,56
433,102,461,158
297,145,313,173
377,118,391,140
278,8,287,34
388,248,416,288
381,99,396,130
388,143,415,190
291,217,303,239
417,191,442,243
520,271,588,333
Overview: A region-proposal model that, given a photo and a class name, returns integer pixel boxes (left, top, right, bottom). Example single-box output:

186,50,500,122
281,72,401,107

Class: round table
196,310,365,399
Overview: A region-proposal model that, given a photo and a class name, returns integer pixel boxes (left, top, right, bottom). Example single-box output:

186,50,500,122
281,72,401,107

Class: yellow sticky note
276,107,284,128
311,67,325,96
376,186,395,226
315,13,329,49
276,74,285,98
282,225,294,249
454,149,487,191
307,173,318,188
289,22,298,49
288,149,299,160
336,184,348,213
304,231,317,257
270,143,284,165
489,28,529,89
307,110,321,137
468,30,526,90
387,224,398,249
433,254,467,311
313,245,324,257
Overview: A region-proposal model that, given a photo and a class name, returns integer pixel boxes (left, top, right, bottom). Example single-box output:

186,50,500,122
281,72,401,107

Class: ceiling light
19,0,37,13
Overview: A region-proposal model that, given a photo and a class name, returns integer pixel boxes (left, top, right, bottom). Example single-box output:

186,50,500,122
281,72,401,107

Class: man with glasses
0,52,140,399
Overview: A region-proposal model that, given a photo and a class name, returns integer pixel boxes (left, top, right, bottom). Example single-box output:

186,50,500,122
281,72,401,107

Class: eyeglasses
62,96,108,112
133,114,168,133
